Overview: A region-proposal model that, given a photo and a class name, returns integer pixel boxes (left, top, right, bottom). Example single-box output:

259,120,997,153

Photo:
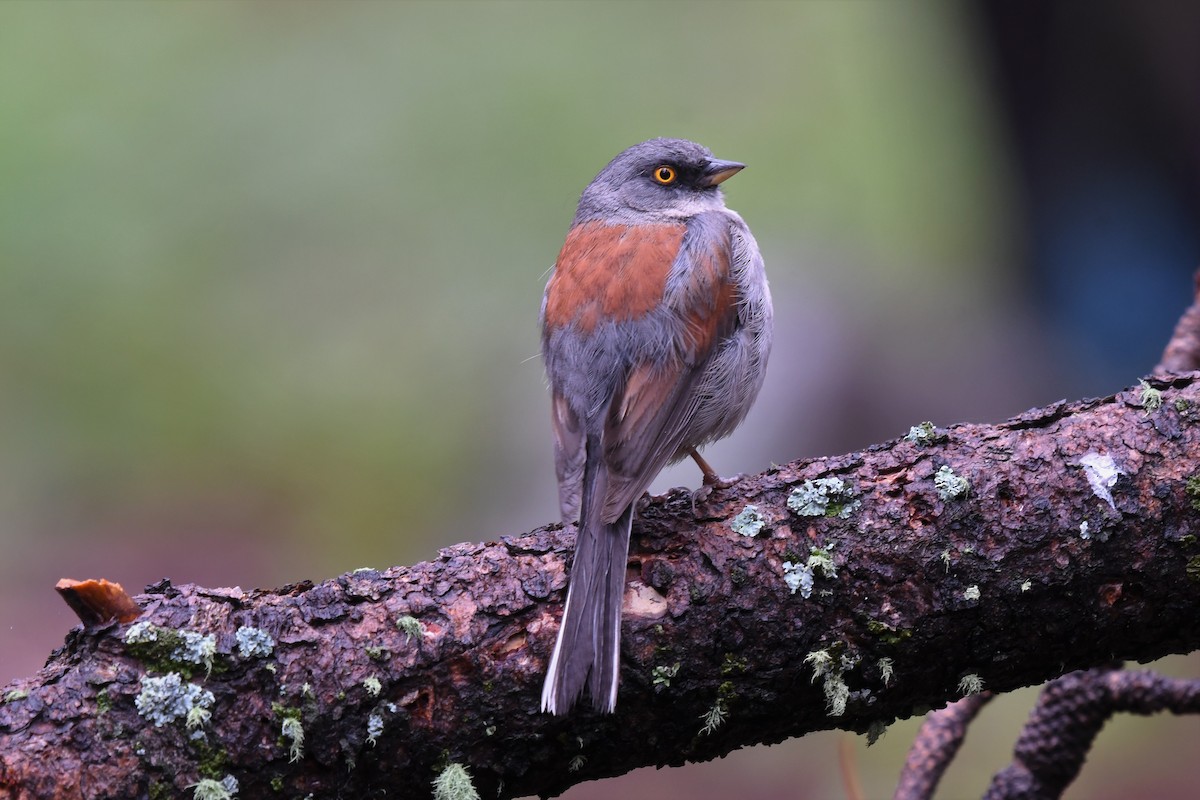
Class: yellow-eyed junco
539,138,773,714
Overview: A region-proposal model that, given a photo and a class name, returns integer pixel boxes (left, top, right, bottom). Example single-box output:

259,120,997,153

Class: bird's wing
598,215,741,520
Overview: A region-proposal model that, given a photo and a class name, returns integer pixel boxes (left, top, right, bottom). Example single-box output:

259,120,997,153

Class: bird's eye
652,165,677,185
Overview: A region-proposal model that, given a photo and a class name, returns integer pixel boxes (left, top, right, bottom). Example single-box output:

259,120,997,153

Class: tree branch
983,666,1200,800
3,284,1200,799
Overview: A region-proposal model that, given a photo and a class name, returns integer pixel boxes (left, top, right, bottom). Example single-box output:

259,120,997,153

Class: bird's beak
701,158,746,187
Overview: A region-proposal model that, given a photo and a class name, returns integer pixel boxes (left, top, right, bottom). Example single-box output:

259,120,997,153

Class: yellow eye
652,165,677,185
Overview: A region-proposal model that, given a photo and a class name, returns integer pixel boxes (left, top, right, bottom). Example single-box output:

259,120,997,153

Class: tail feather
542,438,633,714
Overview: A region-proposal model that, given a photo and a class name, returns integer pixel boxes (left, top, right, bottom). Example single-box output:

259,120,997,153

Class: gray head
573,138,745,224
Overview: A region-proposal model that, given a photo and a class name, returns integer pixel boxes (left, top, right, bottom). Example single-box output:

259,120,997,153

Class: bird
539,138,773,714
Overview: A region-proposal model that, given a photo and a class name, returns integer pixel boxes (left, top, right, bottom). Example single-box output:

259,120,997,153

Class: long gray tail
541,442,633,714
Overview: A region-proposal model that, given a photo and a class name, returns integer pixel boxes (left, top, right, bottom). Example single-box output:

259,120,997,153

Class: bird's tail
541,439,632,715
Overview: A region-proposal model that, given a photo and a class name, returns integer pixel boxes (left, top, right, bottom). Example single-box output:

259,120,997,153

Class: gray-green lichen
807,546,837,578
135,673,214,727
877,657,895,686
698,681,737,736
235,626,275,659
782,544,838,598
366,713,384,746
396,615,425,643
934,465,969,501
958,673,985,695
280,716,304,763
3,689,28,703
805,649,851,716
1140,380,1163,414
730,504,766,537
124,622,218,676
698,698,728,735
904,421,939,445
787,477,860,519
782,560,813,598
432,763,481,800
963,585,980,601
188,776,238,800
363,676,382,697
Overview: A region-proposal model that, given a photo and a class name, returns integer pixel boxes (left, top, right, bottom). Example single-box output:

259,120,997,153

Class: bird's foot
687,447,744,490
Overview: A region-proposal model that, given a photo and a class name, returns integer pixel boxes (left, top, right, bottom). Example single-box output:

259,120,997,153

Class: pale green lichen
652,663,680,688
697,682,737,736
699,699,728,735
730,504,765,537
135,673,214,727
958,673,985,696
3,689,28,703
787,477,860,519
432,763,481,800
805,649,850,716
188,776,238,800
176,630,218,676
1185,475,1200,511
124,621,161,645
235,626,275,659
396,615,425,643
808,546,837,578
934,466,969,501
877,657,895,687
280,716,304,762
963,585,980,601
363,676,382,697
124,622,218,676
186,704,212,731
805,649,833,676
904,421,938,445
1140,380,1163,415
1020,579,1032,592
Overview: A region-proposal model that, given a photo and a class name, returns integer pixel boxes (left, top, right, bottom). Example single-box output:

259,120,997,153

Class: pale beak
702,158,746,187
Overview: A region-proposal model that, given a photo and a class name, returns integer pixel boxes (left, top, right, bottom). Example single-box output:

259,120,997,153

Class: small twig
983,666,1200,800
892,692,994,800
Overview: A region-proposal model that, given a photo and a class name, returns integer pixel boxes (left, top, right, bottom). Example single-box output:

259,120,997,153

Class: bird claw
702,472,745,490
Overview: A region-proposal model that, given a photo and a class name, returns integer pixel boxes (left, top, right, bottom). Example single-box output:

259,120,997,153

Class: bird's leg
687,447,742,490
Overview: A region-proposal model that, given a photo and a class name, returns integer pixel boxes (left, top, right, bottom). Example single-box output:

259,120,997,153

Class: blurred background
2,1,1198,797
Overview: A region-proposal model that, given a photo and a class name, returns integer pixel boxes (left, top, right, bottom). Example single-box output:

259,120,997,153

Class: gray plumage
540,138,772,714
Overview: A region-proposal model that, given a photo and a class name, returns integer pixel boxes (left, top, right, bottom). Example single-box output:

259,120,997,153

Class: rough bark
2,367,1200,799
